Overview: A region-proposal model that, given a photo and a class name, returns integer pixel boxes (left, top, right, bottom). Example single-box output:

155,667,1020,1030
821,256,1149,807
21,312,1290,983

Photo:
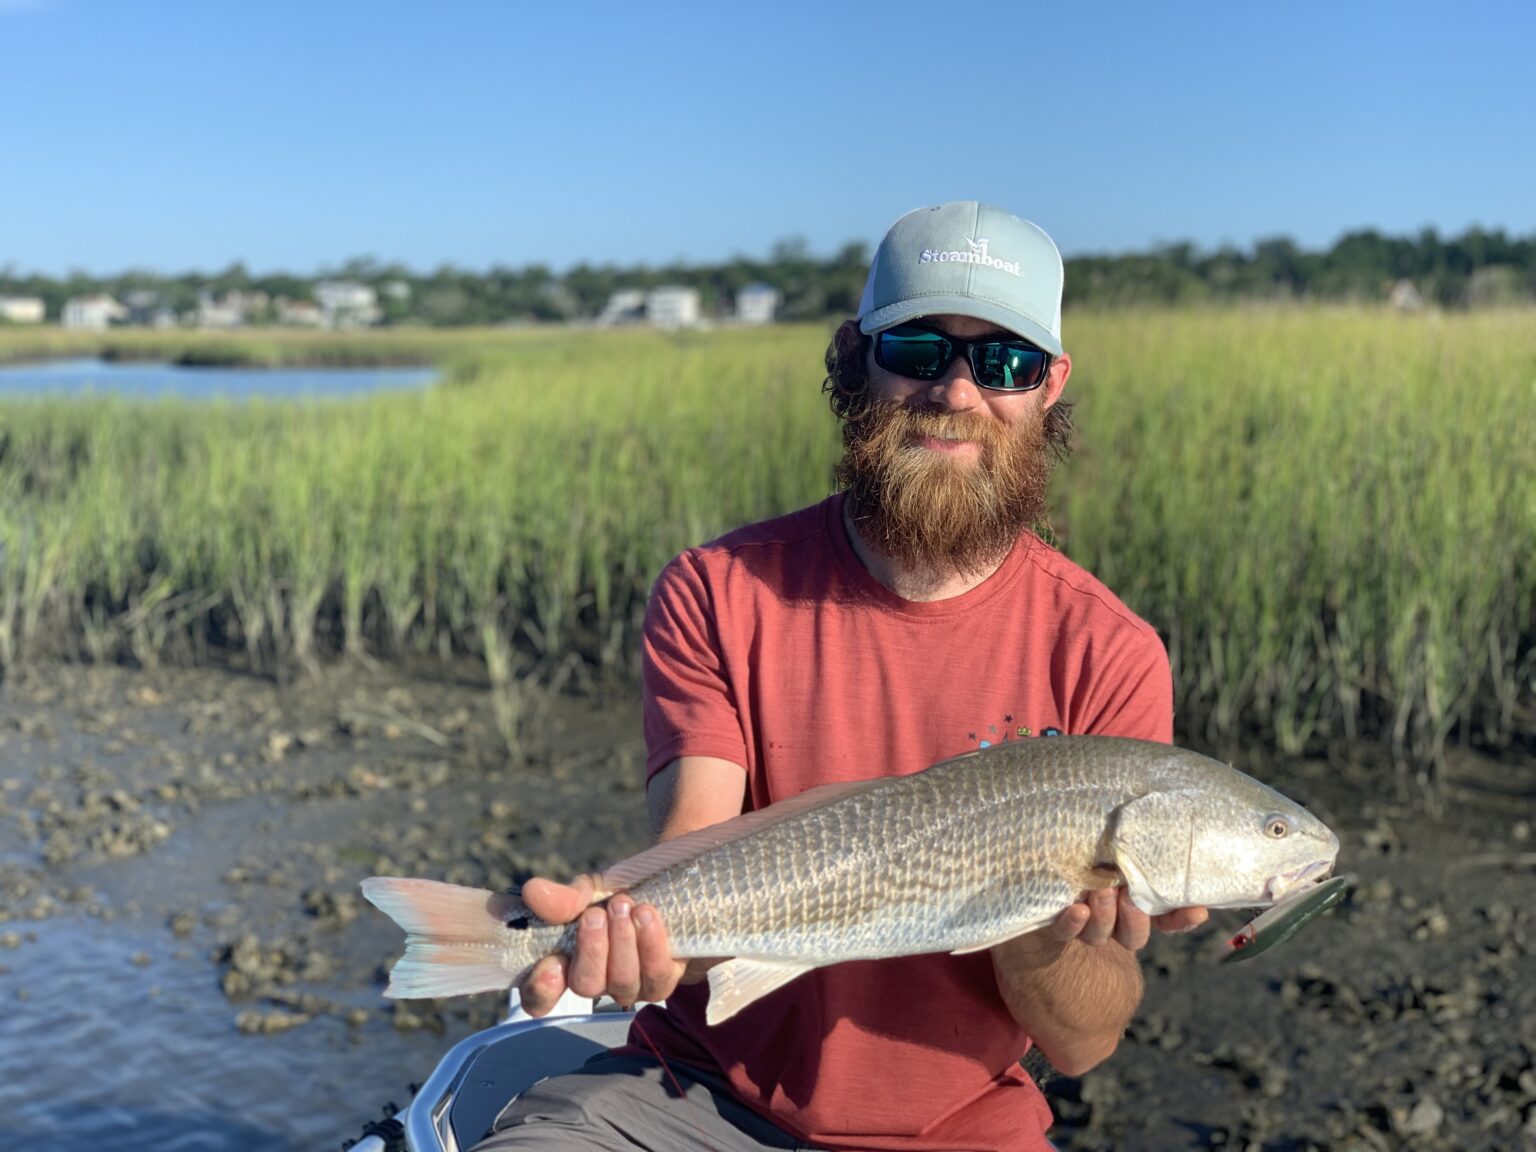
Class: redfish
362,736,1340,1024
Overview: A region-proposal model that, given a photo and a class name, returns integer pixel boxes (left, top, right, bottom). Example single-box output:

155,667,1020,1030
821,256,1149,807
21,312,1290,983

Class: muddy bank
1,661,1533,1150
0,660,649,1150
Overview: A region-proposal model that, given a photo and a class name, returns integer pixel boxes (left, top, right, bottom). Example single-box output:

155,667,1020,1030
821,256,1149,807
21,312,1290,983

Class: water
0,358,436,399
0,919,474,1151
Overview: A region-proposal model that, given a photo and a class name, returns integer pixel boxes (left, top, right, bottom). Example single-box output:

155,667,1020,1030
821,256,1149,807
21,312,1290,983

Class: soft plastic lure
1220,875,1351,962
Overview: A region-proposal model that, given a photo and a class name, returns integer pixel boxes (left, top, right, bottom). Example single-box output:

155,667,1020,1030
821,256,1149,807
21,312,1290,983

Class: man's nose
925,355,983,410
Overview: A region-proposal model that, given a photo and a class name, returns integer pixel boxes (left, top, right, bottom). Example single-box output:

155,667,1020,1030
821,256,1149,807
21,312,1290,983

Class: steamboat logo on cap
918,237,1022,277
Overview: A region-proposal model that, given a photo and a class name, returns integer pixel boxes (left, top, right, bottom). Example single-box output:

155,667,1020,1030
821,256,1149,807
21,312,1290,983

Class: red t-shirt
632,493,1173,1152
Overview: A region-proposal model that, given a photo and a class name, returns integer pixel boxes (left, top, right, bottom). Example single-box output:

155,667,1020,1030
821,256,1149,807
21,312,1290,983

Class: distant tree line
2,227,1532,326
1067,228,1536,308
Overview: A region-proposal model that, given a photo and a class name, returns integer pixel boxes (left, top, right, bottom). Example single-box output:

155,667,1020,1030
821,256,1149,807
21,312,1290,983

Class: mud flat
0,662,1532,1150
0,661,648,1151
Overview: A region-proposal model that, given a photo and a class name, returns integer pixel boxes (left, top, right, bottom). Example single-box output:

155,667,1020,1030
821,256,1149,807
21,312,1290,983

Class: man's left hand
990,887,1209,1074
1046,888,1209,953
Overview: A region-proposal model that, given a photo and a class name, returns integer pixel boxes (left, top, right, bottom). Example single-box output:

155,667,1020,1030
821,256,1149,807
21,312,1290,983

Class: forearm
991,933,1143,1076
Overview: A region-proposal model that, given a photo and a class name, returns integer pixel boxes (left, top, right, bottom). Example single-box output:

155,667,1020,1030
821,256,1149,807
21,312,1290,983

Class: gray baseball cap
857,201,1065,356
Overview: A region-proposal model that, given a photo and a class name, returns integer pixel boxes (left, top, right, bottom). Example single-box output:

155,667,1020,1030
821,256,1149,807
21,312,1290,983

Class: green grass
1057,308,1536,767
0,312,1531,771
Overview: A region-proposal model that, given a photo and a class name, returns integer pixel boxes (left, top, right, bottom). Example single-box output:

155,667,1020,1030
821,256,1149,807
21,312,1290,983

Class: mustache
889,406,1008,448
834,396,1055,578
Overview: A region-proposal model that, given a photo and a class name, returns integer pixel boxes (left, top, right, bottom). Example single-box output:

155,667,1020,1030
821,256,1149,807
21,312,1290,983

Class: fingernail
612,899,631,920
582,908,606,931
635,908,654,929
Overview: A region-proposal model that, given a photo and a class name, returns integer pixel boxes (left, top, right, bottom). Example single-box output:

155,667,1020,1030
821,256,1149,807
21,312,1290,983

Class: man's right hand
516,755,746,1016
515,874,687,1016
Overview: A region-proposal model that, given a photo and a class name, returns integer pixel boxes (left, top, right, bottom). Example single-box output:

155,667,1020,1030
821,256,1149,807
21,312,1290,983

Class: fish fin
1079,865,1123,890
386,939,514,999
600,778,891,892
361,876,526,937
705,957,816,1025
1055,861,1123,894
361,877,534,999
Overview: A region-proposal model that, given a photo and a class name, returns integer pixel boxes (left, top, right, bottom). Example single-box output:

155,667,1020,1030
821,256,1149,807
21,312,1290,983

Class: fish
361,735,1340,1025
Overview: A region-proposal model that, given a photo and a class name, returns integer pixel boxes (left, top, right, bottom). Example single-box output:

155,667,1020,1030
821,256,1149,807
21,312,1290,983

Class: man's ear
1040,352,1072,412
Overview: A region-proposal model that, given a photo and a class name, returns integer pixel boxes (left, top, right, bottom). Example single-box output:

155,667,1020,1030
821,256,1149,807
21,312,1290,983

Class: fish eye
1264,816,1291,839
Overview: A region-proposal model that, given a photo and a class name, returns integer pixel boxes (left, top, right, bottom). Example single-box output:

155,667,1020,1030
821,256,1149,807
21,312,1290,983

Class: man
478,202,1207,1151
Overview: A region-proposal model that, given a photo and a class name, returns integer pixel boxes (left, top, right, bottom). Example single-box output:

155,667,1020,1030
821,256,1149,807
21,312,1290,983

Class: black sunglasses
873,323,1052,392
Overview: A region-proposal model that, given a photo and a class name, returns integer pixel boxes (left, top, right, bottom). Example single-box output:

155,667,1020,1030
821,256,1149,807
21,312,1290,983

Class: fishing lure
1220,875,1351,962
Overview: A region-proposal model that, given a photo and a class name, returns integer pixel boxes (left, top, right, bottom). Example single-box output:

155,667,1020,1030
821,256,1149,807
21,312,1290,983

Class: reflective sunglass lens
877,326,1048,390
878,328,952,379
977,344,1047,390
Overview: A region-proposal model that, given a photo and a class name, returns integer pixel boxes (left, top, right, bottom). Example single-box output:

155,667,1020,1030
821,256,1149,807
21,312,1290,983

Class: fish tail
360,876,550,999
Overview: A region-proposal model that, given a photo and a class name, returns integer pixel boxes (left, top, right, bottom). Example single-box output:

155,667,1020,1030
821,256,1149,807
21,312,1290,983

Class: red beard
835,400,1054,577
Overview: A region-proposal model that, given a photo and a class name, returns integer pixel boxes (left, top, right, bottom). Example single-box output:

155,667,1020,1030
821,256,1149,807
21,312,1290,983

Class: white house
196,290,263,329
0,296,45,324
645,286,701,330
276,299,325,327
124,290,180,329
62,295,127,330
315,280,381,327
1388,279,1425,313
735,283,781,325
598,289,646,326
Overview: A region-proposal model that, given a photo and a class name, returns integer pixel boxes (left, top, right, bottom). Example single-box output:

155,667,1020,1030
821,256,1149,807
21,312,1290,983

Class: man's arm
991,888,1146,1075
645,755,748,843
516,755,745,1015
992,888,1208,1075
989,629,1205,1073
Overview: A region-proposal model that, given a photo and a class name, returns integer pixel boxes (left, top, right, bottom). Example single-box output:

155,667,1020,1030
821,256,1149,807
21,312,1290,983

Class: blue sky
1,0,1532,276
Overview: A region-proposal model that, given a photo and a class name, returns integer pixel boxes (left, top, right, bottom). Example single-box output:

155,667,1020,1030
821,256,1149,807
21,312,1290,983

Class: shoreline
0,347,442,371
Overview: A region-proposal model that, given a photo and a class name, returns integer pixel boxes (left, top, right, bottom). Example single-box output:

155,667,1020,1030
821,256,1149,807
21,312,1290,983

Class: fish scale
362,736,1341,1024
580,747,1139,961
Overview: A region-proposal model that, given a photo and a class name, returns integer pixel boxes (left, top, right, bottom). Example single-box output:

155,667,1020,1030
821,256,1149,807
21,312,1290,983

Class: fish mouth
1264,859,1335,903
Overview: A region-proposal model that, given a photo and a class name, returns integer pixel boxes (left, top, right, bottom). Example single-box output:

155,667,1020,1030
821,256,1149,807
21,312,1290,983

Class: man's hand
514,874,690,1017
1043,886,1209,953
515,756,746,1018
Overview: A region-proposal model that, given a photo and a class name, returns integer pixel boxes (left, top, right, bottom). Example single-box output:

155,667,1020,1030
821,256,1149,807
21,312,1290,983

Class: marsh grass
0,312,1531,773
1059,308,1536,775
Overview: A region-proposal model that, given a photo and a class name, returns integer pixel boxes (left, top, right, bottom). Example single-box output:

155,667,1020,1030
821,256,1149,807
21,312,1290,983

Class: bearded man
480,203,1208,1152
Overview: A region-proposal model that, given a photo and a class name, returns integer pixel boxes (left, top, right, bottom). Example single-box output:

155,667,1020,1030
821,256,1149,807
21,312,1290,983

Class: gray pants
470,1052,811,1151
